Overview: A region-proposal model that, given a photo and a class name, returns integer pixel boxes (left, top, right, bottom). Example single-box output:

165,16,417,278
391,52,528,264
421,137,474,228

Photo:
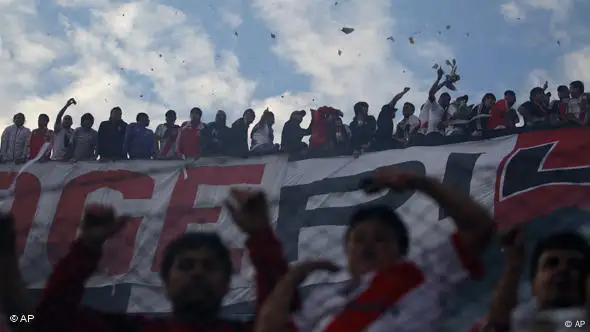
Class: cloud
0,0,256,130
249,0,449,132
564,47,590,83
219,9,243,29
501,2,526,22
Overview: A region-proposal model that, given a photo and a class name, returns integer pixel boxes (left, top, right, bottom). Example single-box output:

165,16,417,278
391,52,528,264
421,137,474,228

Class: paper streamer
445,113,491,126
8,142,51,193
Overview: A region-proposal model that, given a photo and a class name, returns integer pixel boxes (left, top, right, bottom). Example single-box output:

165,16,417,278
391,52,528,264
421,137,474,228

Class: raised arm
365,166,495,256
428,68,446,102
54,98,76,132
32,206,140,332
388,87,410,107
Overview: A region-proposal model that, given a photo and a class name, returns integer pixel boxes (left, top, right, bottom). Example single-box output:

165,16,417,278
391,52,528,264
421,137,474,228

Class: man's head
354,102,369,117
165,110,177,125
110,107,122,121
13,113,25,127
62,115,73,129
290,110,306,124
530,87,546,104
345,205,409,278
190,108,202,123
456,95,469,107
38,114,49,129
504,90,516,108
160,232,232,318
81,113,94,129
483,93,496,107
215,110,226,125
136,113,150,127
243,109,255,125
570,81,584,99
402,102,415,118
557,85,570,100
438,93,451,108
261,110,275,125
531,232,590,310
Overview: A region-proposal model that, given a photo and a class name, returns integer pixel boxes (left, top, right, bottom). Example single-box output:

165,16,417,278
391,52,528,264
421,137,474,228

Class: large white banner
3,126,590,316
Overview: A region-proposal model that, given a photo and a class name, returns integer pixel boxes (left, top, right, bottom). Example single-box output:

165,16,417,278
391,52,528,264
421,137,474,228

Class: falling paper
445,60,452,66
338,49,342,56
234,31,238,36
432,64,439,69
387,36,395,42
446,25,451,30
409,37,414,44
271,33,276,39
557,40,561,45
341,27,354,34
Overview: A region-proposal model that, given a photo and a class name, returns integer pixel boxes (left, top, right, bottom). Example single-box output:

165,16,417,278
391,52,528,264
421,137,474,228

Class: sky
0,0,589,136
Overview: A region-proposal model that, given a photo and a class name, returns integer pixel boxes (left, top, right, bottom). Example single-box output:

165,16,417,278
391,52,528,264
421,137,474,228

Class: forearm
487,260,523,330
413,177,494,252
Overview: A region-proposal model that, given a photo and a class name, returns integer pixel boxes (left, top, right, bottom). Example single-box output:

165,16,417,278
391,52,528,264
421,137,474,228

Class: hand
403,87,410,93
78,205,129,249
437,67,444,79
255,260,339,332
500,224,525,263
360,166,423,193
543,81,548,90
67,98,77,106
0,213,17,254
224,188,271,235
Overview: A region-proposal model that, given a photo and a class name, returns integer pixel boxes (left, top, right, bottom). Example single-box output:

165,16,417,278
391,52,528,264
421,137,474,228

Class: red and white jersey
293,232,483,332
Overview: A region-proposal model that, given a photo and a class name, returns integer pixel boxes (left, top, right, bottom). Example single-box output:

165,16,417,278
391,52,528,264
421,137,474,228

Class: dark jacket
98,120,127,159
281,120,311,153
349,116,376,150
231,118,249,157
375,106,395,141
203,121,232,155
33,228,289,332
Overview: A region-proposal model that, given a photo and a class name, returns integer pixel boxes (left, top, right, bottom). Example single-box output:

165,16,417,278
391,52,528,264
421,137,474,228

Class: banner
2,126,590,330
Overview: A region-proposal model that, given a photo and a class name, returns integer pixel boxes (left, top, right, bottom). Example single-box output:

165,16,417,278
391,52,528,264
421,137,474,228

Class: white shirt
422,99,445,134
251,124,272,150
0,125,31,161
417,104,429,134
293,233,482,332
568,95,588,122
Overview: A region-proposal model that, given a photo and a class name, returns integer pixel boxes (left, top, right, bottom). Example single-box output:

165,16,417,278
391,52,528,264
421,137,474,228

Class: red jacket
310,107,341,148
177,122,204,158
28,128,53,159
33,227,289,332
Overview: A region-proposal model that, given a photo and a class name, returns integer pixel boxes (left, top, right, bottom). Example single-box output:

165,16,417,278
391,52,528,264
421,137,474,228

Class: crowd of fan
1,69,588,163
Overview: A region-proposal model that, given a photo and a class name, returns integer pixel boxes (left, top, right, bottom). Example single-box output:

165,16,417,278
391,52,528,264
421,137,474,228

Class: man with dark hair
567,80,589,124
349,101,376,155
33,188,289,332
476,228,590,331
52,98,77,161
70,113,98,162
549,85,571,124
488,90,518,130
98,107,127,161
155,110,180,159
280,110,311,154
394,102,420,142
231,109,256,157
177,107,205,159
418,68,452,136
123,112,155,160
256,166,494,332
202,110,232,156
26,114,53,161
518,87,549,127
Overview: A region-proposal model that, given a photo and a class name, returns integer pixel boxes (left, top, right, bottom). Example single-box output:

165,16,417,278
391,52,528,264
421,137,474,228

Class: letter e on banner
48,170,154,275
152,164,265,273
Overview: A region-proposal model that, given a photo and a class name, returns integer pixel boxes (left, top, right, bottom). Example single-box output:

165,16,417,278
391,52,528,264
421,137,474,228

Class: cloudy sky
1,0,589,134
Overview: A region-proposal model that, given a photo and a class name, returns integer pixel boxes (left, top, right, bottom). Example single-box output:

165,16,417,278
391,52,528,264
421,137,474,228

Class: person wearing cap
442,95,472,136
281,110,311,154
488,90,518,131
469,93,496,135
155,110,180,159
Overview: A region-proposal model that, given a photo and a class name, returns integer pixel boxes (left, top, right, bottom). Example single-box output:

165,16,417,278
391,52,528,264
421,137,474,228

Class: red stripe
324,261,425,332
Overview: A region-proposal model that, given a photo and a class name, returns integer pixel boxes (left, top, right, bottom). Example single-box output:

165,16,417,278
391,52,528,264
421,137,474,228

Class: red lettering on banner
48,171,154,275
152,164,265,272
0,172,41,255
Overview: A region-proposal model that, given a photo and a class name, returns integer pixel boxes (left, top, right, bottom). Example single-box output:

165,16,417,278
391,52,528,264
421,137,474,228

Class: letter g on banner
275,161,426,263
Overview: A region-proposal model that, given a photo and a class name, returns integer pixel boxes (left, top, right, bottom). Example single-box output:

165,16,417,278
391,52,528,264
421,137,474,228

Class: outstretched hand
79,205,130,249
224,188,271,235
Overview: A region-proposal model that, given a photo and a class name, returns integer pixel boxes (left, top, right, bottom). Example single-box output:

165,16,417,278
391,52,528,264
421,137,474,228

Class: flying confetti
338,49,342,56
341,27,354,34
234,31,238,36
446,25,451,30
409,37,415,44
557,40,561,45
432,64,439,69
387,36,395,42
271,33,276,39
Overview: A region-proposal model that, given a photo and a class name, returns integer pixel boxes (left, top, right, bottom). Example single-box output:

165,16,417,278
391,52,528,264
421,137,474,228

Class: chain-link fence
1,124,590,332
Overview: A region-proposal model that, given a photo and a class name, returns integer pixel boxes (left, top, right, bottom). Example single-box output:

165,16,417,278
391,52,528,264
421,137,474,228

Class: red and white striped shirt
293,232,483,332
155,123,180,158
